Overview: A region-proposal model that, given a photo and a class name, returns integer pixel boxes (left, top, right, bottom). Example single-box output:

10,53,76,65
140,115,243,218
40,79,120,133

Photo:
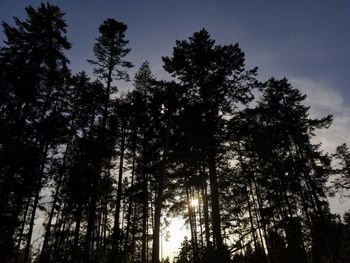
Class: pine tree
85,18,133,262
163,29,257,257
0,4,71,261
236,78,334,262
332,143,350,195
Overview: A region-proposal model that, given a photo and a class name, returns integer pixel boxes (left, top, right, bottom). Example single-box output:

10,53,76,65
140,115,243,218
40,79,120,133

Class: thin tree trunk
112,126,126,255
23,143,49,263
201,177,211,248
102,198,108,253
39,178,61,262
207,149,222,249
14,197,31,263
52,203,70,261
186,186,199,262
40,140,73,262
72,203,82,262
236,140,259,261
151,103,173,263
130,200,138,258
124,134,136,253
141,160,148,262
84,172,98,262
246,184,258,259
55,211,70,261
249,181,267,259
197,190,204,251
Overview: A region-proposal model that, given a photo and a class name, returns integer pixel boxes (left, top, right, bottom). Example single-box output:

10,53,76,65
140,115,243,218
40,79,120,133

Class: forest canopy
0,3,349,263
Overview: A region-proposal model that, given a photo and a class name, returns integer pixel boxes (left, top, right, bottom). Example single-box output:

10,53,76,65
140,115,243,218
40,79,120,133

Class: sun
190,198,198,207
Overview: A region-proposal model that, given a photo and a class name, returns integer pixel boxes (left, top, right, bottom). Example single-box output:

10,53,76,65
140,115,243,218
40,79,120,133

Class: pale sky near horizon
1,0,350,259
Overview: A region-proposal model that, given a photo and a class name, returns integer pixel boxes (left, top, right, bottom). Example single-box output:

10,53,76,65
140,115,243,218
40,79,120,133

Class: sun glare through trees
190,199,199,207
0,2,350,263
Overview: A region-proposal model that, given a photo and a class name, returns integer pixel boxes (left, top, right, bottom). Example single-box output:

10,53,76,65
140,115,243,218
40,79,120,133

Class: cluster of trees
0,3,349,263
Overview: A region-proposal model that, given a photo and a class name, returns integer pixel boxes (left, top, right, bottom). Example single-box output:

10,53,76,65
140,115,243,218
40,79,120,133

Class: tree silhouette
163,29,257,259
0,3,71,262
332,143,350,196
1,4,349,263
85,17,133,262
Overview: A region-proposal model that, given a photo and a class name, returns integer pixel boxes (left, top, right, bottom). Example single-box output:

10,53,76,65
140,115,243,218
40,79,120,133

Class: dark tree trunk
14,197,31,263
197,190,204,251
84,180,97,262
200,177,211,248
112,126,126,255
141,161,148,262
23,143,49,263
124,134,136,253
72,203,82,263
40,140,73,263
151,104,173,263
207,150,222,249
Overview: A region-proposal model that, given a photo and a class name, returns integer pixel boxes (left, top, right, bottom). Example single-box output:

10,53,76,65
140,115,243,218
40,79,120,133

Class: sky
1,0,350,259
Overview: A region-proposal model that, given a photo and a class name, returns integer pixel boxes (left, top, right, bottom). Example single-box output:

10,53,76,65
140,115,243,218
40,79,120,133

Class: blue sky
1,0,349,98
1,0,350,258
1,0,348,156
